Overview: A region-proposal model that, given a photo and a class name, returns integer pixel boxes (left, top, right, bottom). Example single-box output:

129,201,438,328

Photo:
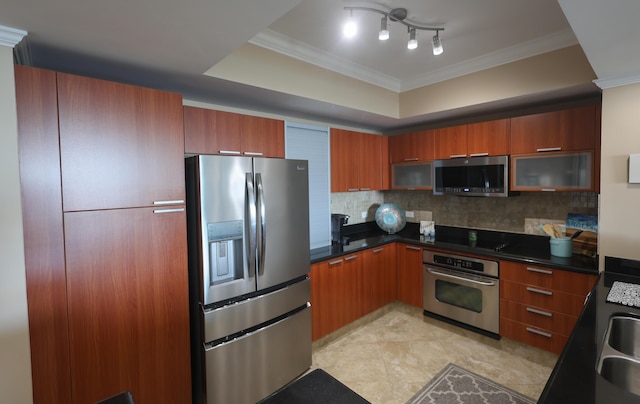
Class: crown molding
250,29,402,91
251,28,579,94
401,28,579,91
594,72,640,89
0,25,27,48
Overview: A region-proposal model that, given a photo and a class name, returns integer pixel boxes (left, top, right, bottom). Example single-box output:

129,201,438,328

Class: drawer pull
328,259,343,266
347,188,360,192
469,152,489,157
344,255,358,261
526,327,552,338
526,287,553,296
373,248,384,253
526,307,553,317
153,208,184,214
526,267,553,275
406,246,421,251
219,150,242,155
403,158,419,162
536,147,562,152
359,188,371,191
243,151,264,156
450,154,467,159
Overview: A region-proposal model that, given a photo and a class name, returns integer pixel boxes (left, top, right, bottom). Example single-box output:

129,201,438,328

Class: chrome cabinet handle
359,188,371,191
153,208,184,214
469,152,489,157
373,248,384,253
347,188,360,192
536,147,562,152
219,150,241,155
153,200,184,205
526,267,553,275
526,287,553,296
403,157,419,161
541,188,557,192
426,268,496,286
526,307,553,317
244,151,264,156
449,154,467,159
328,259,343,266
344,255,358,261
406,246,421,251
526,327,552,338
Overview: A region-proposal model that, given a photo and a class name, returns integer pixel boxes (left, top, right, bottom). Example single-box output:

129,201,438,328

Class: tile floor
311,302,559,404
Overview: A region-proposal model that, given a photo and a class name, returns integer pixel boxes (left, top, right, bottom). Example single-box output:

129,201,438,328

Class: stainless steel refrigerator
185,155,311,404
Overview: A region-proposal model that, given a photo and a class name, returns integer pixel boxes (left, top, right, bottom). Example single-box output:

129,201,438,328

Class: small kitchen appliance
331,213,349,244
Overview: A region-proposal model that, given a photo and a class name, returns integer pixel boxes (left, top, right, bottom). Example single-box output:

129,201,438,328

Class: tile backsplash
331,191,598,234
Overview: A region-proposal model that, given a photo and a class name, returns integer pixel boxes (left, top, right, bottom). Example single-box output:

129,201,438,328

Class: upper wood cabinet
331,128,388,192
57,73,186,212
433,120,510,160
510,106,597,155
183,106,285,158
389,130,434,163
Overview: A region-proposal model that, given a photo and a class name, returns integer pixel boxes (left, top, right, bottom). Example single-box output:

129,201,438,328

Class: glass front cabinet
511,151,593,191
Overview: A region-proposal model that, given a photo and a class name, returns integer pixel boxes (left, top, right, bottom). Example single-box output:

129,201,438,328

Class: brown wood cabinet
16,67,192,403
64,208,191,404
57,73,186,212
15,65,72,404
389,130,434,163
510,106,597,154
331,128,387,192
363,244,397,314
433,120,510,160
499,260,597,354
183,106,285,157
396,244,424,308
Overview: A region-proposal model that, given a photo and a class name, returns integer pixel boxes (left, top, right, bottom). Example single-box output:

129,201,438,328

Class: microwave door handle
256,173,266,275
245,173,257,278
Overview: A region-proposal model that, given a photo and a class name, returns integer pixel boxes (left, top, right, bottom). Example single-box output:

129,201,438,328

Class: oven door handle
427,268,497,286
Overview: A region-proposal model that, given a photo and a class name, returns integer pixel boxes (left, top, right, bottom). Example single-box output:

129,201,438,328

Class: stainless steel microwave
433,155,510,197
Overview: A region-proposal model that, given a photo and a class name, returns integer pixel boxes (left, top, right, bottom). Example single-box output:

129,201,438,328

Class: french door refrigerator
185,155,311,404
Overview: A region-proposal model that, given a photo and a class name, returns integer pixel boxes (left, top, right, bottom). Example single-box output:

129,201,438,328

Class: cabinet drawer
499,299,578,337
500,261,596,296
501,280,586,315
500,317,567,354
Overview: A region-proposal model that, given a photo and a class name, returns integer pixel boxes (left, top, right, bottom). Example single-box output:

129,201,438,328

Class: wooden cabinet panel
15,65,72,404
241,114,285,158
64,208,191,404
396,244,423,307
310,262,326,341
500,261,597,296
389,130,434,163
331,129,385,192
500,317,568,355
57,73,185,211
433,125,467,160
363,244,397,314
466,119,510,156
500,299,578,337
510,106,596,154
184,107,284,157
500,280,586,314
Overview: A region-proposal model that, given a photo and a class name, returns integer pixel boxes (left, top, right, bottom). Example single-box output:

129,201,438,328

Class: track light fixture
343,6,444,54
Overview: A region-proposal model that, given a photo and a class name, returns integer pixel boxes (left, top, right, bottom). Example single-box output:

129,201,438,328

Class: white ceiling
1,0,639,130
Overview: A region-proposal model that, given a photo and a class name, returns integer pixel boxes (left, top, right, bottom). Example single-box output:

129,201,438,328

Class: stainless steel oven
423,250,500,335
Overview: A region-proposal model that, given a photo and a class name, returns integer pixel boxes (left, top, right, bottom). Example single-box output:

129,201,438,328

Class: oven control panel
424,250,499,278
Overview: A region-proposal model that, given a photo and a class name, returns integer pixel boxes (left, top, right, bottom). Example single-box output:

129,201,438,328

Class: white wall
0,45,33,403
599,83,640,265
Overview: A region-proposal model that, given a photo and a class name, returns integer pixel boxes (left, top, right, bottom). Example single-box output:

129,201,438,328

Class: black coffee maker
331,214,350,244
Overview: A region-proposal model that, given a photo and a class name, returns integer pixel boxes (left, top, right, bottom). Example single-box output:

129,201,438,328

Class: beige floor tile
312,303,558,404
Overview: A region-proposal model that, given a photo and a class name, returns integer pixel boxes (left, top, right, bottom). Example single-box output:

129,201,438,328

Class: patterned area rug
407,363,536,404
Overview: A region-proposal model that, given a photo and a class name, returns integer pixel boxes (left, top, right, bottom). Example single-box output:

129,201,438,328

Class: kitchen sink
597,314,640,396
608,315,640,357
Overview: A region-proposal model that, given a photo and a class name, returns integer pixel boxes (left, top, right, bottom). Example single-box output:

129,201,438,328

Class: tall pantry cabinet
15,65,191,403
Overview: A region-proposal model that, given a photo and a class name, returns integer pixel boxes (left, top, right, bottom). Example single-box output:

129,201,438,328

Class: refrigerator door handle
245,173,257,277
256,173,266,275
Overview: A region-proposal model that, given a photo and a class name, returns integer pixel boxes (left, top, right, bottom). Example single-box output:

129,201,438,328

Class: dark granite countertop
539,256,640,403
311,222,598,275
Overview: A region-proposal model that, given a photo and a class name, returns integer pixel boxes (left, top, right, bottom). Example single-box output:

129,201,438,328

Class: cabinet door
15,65,72,404
57,73,185,211
510,106,596,154
466,119,510,156
511,151,593,191
433,125,468,160
396,244,423,307
310,262,325,341
359,133,384,191
389,130,434,163
241,115,285,158
64,207,191,404
183,106,241,154
343,254,363,323
364,244,397,313
331,129,360,192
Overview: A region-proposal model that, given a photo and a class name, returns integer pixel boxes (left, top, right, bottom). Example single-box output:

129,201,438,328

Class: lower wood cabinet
64,207,191,403
499,260,597,354
363,244,397,313
396,244,424,308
